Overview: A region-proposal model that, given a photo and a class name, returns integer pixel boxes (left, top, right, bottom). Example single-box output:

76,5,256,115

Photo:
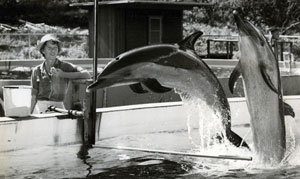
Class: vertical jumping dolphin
229,11,295,164
87,31,249,149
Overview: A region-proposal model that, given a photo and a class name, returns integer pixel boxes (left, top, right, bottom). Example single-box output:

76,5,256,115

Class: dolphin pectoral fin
177,31,203,51
228,61,242,94
284,102,295,118
260,65,279,94
226,129,250,150
143,79,172,93
129,83,148,94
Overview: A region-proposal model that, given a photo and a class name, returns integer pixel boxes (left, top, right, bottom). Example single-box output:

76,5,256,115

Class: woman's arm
30,69,38,113
51,67,91,79
31,92,37,113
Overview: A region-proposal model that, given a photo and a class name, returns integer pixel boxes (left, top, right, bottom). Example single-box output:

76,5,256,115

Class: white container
3,86,32,117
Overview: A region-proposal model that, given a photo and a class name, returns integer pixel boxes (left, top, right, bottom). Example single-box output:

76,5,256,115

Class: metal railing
0,58,112,71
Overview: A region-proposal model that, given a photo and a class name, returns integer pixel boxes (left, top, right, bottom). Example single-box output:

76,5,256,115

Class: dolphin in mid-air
229,11,295,164
88,31,249,149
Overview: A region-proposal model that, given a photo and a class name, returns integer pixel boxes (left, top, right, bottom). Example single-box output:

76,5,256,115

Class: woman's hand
50,67,64,78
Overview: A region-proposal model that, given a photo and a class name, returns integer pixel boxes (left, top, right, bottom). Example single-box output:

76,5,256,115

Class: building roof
70,0,212,9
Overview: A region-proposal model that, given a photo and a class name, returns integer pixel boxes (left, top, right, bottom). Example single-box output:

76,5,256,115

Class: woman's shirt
31,59,85,101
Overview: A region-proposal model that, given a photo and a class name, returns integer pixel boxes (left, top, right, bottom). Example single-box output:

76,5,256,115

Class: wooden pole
89,0,99,145
93,0,98,80
83,0,99,146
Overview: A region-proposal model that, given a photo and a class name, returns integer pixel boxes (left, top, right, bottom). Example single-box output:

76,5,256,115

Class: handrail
0,58,299,71
0,58,112,71
202,34,300,40
2,33,300,39
0,33,88,36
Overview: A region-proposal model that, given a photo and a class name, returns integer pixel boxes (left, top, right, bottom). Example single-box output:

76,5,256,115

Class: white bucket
3,86,32,117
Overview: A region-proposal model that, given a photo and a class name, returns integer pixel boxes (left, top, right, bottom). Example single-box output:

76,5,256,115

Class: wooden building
71,0,211,58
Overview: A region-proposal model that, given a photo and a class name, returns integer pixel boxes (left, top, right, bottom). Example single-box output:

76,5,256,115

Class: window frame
148,16,162,44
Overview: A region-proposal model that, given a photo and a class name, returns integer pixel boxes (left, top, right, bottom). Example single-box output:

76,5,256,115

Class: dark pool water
1,130,300,179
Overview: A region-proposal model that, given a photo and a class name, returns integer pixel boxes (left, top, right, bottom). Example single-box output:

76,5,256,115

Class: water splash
173,88,300,177
282,117,300,166
185,111,300,178
175,89,227,150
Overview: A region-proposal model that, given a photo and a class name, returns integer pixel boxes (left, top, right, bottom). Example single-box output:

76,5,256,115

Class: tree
0,0,89,27
238,0,300,33
184,0,300,34
183,0,236,27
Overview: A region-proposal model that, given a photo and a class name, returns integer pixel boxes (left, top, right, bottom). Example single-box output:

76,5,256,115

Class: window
148,16,162,44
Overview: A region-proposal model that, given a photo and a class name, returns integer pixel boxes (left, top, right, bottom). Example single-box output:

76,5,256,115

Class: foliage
237,0,300,32
0,34,89,60
0,0,89,27
184,0,300,34
2,0,300,60
183,0,300,60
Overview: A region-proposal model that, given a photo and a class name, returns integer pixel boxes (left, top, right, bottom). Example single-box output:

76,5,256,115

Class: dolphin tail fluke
229,61,242,94
284,102,295,117
177,31,203,51
226,129,250,149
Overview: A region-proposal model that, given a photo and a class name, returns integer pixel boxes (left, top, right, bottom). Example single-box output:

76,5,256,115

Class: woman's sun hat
36,34,61,53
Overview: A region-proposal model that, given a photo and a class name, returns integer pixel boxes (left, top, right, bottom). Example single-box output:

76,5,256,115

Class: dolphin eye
116,57,120,61
123,69,132,77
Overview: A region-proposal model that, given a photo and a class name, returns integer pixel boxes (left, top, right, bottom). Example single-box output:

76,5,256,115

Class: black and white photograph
0,0,300,178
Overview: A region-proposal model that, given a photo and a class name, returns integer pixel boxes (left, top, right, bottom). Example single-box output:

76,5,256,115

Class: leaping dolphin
88,31,249,149
229,11,295,164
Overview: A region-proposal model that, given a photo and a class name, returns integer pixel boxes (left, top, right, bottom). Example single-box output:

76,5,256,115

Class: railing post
226,41,229,59
229,41,234,59
83,88,95,145
207,39,210,58
280,42,284,61
28,34,31,59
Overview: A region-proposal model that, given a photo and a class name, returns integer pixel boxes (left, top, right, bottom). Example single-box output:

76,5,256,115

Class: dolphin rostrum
88,31,249,149
229,11,295,164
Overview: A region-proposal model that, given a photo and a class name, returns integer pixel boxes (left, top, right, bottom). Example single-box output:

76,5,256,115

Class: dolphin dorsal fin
177,31,203,51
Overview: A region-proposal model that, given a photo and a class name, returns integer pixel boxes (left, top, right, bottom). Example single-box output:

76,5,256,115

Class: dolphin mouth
87,78,106,91
233,11,252,36
233,11,265,45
